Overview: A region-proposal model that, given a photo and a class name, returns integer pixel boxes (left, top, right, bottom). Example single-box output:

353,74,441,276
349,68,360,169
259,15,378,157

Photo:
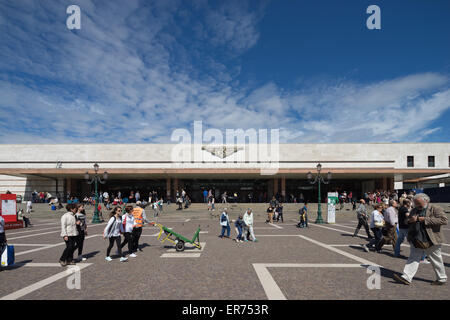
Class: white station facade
0,143,449,202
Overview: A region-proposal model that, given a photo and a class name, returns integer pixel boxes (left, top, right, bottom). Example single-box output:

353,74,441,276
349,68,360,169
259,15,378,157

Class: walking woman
120,205,136,258
363,204,385,253
103,207,128,262
75,204,88,262
59,203,79,267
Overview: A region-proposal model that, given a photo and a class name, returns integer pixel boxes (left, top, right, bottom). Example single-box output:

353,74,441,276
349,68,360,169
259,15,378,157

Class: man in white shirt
26,200,32,214
377,200,399,252
243,209,257,242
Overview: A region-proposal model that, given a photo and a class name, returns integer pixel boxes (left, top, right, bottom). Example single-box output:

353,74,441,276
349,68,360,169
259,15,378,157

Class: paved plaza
1,203,450,300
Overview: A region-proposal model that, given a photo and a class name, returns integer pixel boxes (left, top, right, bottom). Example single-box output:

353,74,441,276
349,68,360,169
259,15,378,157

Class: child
234,214,245,242
266,206,274,223
207,197,212,211
153,201,159,217
298,202,308,228
276,203,284,223
98,203,105,222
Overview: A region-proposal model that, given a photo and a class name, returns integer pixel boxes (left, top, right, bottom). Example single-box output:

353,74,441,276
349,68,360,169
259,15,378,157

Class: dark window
428,156,435,168
407,156,414,167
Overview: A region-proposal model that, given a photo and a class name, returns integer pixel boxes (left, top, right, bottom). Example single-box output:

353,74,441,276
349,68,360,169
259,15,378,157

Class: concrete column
281,177,286,197
166,177,171,198
382,177,387,191
66,178,72,195
173,178,179,196
268,179,274,198
273,178,279,195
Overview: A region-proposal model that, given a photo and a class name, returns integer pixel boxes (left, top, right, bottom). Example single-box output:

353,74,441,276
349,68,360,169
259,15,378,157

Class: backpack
105,217,120,237
410,221,432,249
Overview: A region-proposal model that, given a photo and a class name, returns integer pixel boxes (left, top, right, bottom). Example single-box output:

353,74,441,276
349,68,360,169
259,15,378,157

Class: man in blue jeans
219,208,231,238
234,214,244,242
298,202,308,228
203,189,208,203
395,199,411,257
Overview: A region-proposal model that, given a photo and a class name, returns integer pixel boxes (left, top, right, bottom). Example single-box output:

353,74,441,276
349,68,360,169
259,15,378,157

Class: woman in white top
120,205,136,258
103,207,127,262
363,203,385,253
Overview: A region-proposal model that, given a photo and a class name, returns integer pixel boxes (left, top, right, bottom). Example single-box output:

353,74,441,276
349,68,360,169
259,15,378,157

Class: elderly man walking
394,193,448,285
353,199,373,238
375,200,398,252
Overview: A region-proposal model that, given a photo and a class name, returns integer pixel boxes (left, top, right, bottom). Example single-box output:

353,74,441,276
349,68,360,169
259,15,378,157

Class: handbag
374,220,385,228
1,244,15,267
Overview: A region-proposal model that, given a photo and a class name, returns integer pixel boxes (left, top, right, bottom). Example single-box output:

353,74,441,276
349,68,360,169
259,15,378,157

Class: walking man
243,208,257,242
353,199,373,238
393,193,447,285
219,208,231,238
131,202,150,253
376,200,398,252
394,198,412,257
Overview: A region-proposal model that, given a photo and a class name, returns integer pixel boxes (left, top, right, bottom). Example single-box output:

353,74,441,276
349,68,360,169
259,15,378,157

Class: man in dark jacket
353,199,373,238
393,193,447,285
394,199,411,257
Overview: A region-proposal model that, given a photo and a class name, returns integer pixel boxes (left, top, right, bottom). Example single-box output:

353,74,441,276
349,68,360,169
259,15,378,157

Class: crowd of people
219,208,257,242
3,186,447,287
352,192,448,285
59,201,151,265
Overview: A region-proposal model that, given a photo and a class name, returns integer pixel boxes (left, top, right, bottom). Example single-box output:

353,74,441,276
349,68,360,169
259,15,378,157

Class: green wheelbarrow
150,222,201,252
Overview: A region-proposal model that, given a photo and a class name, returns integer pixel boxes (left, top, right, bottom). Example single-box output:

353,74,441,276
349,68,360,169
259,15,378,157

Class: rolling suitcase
1,244,15,267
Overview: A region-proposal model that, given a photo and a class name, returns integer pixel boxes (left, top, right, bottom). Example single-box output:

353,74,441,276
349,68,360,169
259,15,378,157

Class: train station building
0,143,449,202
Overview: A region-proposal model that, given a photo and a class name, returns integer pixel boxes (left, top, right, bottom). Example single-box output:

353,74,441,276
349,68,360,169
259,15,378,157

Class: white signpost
327,192,338,224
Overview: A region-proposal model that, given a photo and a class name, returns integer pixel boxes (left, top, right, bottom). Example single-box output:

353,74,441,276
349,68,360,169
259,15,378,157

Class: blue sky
0,0,449,143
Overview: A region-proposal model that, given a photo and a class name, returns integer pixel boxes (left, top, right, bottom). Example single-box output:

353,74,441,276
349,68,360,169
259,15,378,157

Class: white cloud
0,1,449,145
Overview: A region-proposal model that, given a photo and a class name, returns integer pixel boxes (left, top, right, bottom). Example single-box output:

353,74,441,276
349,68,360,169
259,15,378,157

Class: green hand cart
150,222,201,252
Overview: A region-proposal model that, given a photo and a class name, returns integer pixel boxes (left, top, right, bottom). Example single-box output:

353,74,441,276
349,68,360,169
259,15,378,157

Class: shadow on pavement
0,259,33,271
83,250,100,259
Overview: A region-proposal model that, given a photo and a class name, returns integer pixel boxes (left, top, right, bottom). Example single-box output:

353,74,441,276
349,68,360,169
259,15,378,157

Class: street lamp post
307,163,332,224
85,163,108,224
